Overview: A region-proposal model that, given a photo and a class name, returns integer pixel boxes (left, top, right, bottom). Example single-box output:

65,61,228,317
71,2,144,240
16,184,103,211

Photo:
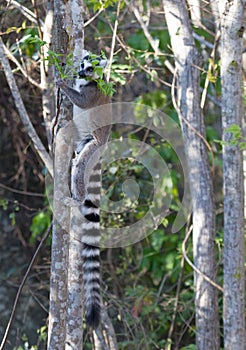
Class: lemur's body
57,50,111,328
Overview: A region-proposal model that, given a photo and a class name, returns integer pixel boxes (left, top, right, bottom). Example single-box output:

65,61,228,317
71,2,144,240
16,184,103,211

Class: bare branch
40,1,55,146
101,306,118,350
106,0,121,82
181,224,223,293
200,30,220,109
5,0,43,26
187,0,202,27
84,8,103,27
0,37,53,176
126,0,174,74
0,182,44,197
171,66,215,165
3,44,41,89
192,32,214,49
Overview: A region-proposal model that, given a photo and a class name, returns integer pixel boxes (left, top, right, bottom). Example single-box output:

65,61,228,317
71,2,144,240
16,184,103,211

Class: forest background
0,0,245,349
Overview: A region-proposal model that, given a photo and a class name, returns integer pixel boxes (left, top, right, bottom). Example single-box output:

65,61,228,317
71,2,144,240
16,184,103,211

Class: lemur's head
78,50,107,80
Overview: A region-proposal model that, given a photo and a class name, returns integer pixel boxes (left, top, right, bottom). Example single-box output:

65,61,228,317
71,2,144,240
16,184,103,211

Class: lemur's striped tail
82,162,102,328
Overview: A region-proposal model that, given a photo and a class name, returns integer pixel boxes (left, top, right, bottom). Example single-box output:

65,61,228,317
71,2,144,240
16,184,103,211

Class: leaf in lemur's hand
97,79,116,97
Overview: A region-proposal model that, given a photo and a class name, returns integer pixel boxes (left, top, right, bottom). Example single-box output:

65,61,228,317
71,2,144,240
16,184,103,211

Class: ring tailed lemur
56,50,112,328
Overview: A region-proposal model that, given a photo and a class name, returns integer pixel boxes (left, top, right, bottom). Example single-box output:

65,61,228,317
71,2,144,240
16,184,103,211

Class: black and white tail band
82,162,102,328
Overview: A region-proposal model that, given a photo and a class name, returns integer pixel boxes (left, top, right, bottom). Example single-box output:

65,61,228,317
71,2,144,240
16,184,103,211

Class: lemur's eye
86,67,93,73
81,63,84,69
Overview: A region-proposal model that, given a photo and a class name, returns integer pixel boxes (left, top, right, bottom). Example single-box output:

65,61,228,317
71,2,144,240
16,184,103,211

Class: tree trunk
220,1,245,348
163,1,219,349
65,1,85,348
47,0,73,348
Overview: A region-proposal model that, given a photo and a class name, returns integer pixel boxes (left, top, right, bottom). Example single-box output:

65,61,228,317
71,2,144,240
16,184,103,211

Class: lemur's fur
57,50,111,328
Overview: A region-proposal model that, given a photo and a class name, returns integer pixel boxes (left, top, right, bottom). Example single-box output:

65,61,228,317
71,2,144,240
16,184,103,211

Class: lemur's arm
56,79,99,109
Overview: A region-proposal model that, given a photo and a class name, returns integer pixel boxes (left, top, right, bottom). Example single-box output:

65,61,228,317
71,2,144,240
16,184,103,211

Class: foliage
30,208,52,245
6,24,41,59
215,124,246,150
89,0,125,12
0,198,20,226
13,326,47,350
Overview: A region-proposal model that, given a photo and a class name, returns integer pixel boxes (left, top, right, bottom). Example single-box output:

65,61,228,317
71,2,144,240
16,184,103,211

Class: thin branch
1,198,38,211
192,32,214,49
106,0,121,82
5,0,43,26
84,8,103,27
0,224,52,350
31,0,43,40
200,30,221,109
186,0,202,27
101,305,118,350
0,182,44,197
0,37,53,176
130,0,160,54
127,0,174,74
166,256,185,350
3,44,41,89
165,220,192,350
94,329,110,350
105,24,172,88
171,65,215,172
176,311,196,349
182,224,223,293
200,87,221,107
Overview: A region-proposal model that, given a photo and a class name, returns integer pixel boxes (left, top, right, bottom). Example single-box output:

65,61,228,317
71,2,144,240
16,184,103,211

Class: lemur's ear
100,59,108,68
82,49,90,60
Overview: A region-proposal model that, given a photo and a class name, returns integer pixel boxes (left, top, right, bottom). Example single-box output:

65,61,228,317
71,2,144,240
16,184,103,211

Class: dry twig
182,224,223,293
106,0,121,82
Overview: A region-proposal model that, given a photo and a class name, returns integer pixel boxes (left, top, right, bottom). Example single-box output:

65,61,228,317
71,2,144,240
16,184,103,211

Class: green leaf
30,210,51,245
127,30,149,51
0,198,8,210
150,229,165,252
240,142,246,150
226,124,242,139
9,212,16,226
94,65,103,78
97,79,116,97
207,71,217,83
6,26,17,34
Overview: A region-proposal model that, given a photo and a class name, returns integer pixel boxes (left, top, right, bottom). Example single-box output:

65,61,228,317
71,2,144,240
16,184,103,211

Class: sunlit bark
163,1,219,348
220,1,245,348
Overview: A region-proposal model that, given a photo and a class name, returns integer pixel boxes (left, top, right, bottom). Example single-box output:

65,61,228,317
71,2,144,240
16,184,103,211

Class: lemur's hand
56,78,66,89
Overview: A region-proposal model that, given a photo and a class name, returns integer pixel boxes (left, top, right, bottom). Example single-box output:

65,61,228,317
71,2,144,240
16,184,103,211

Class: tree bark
65,1,85,348
47,0,73,348
187,0,201,27
163,1,219,349
220,1,245,349
40,0,55,147
209,0,220,33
